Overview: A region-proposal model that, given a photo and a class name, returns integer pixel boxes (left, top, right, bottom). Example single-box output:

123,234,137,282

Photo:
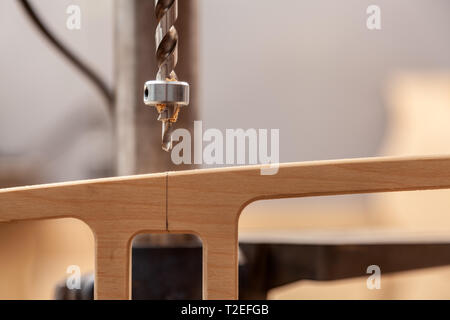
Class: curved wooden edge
168,155,450,299
0,173,167,300
2,155,450,300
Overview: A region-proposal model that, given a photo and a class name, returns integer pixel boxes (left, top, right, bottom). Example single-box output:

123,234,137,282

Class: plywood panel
168,156,450,299
0,173,166,299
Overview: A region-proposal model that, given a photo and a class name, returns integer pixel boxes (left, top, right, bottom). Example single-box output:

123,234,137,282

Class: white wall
0,0,449,183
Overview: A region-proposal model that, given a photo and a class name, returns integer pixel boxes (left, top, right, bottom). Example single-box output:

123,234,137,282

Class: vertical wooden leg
95,234,132,300
202,229,239,300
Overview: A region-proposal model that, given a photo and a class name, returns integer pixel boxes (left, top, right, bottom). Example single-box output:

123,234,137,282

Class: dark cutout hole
131,233,203,300
239,192,450,299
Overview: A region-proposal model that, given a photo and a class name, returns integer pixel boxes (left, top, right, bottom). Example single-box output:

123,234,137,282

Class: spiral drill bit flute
144,0,190,151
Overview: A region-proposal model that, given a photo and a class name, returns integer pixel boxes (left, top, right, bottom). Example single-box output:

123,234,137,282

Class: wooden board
2,155,450,299
0,173,166,300
168,155,450,299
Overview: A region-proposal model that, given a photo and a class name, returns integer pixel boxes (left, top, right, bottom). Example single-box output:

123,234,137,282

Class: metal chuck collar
144,80,190,151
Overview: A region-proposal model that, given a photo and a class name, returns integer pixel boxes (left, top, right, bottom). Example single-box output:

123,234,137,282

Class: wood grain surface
0,173,166,300
2,156,450,299
168,155,450,299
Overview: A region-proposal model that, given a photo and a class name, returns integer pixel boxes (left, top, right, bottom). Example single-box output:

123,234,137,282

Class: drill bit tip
161,121,174,152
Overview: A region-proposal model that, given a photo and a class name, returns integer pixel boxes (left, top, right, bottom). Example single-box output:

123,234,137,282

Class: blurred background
0,0,449,299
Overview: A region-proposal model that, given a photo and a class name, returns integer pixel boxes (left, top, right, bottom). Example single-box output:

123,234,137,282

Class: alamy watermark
366,5,381,30
366,265,381,290
171,121,280,175
66,5,81,30
66,265,81,290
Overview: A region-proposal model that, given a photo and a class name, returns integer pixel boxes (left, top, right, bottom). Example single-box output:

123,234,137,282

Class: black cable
18,0,114,113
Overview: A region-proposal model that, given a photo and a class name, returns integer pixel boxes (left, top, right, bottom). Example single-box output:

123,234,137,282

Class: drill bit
155,0,179,151
144,0,189,151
